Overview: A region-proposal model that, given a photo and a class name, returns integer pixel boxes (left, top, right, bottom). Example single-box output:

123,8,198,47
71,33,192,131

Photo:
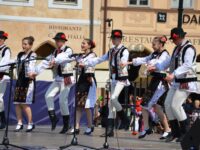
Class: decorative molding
0,0,34,7
0,15,101,25
101,6,200,13
48,0,82,10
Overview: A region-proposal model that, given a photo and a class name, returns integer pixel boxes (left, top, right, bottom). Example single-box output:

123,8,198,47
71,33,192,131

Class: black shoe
0,111,6,129
138,131,147,139
70,128,80,135
165,120,180,143
117,110,130,130
26,124,35,132
176,119,188,142
165,133,176,142
160,132,171,140
59,115,69,134
146,128,153,134
84,127,92,135
100,119,114,137
15,124,23,132
48,110,59,131
138,129,152,139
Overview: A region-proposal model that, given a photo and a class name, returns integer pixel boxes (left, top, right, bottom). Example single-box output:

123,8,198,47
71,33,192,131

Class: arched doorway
128,44,152,96
34,41,56,57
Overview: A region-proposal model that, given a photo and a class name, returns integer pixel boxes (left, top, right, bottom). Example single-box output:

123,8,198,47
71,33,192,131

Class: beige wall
103,0,200,56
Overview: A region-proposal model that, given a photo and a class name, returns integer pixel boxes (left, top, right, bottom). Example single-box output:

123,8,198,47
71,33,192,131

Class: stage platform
0,126,181,150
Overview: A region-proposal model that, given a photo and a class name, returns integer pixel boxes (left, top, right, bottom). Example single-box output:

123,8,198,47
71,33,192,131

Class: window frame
48,0,82,10
0,0,34,7
128,0,151,7
171,0,195,9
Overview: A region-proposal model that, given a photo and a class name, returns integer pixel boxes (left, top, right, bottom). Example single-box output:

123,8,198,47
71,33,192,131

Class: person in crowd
14,36,36,132
155,27,200,142
69,38,97,135
83,29,130,137
35,32,74,134
0,31,11,129
122,36,171,140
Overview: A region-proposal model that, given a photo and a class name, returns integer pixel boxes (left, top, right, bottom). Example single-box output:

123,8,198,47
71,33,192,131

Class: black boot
59,115,69,134
48,110,59,131
0,111,6,129
165,120,181,142
176,120,188,143
100,119,114,137
117,110,130,130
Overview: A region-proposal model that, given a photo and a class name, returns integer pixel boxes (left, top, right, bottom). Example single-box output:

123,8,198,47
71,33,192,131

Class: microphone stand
0,62,28,150
59,60,96,150
98,19,115,150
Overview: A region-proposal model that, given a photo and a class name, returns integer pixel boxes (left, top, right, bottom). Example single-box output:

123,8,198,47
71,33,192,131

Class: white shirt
132,50,170,72
16,51,37,78
156,40,200,93
36,45,73,82
85,44,130,85
0,44,11,81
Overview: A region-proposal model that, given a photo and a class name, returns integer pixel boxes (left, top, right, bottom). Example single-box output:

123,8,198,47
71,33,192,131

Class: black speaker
181,118,200,150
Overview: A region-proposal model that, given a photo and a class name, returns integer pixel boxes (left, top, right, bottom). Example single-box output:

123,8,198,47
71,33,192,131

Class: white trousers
45,81,71,116
108,81,125,119
0,80,7,112
164,88,190,121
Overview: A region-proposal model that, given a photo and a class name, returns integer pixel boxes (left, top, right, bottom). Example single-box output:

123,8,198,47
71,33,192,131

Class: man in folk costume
154,28,200,142
84,30,130,137
36,32,74,133
0,31,11,129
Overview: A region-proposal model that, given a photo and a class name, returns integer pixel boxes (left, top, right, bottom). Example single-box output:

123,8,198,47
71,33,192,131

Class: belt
150,72,167,78
175,77,197,83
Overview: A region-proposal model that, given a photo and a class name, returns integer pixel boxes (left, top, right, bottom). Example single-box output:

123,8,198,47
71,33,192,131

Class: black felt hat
53,32,67,41
110,29,124,39
0,31,8,39
169,27,187,40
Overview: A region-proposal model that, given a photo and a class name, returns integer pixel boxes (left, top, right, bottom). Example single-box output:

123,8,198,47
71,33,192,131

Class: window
0,0,34,6
171,0,194,8
2,0,28,2
48,0,82,9
129,0,150,7
53,0,77,5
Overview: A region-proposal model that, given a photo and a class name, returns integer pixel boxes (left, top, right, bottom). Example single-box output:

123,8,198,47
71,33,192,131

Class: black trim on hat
109,29,124,39
53,32,67,41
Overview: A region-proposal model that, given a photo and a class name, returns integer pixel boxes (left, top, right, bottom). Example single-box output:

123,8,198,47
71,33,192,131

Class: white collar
60,45,66,51
180,39,188,46
112,44,123,50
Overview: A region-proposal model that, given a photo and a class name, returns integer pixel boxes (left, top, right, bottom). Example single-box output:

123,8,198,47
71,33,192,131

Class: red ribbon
172,33,178,39
3,33,8,38
114,32,121,37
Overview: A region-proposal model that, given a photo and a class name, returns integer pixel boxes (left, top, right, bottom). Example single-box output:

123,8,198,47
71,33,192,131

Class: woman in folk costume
123,36,171,139
0,31,11,129
153,28,200,142
70,39,97,135
84,30,130,137
35,32,74,134
14,36,36,132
